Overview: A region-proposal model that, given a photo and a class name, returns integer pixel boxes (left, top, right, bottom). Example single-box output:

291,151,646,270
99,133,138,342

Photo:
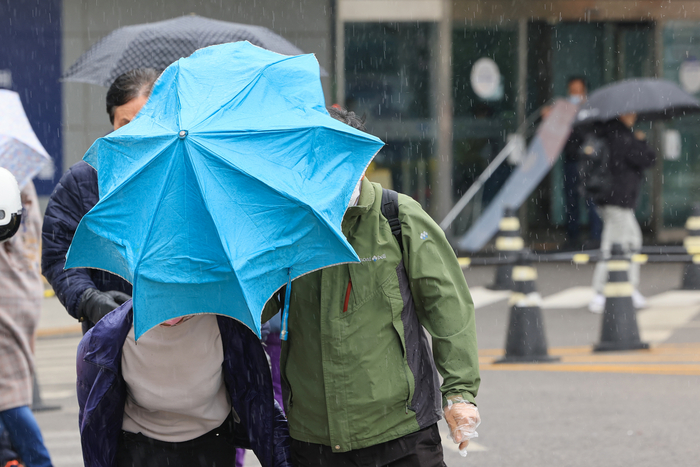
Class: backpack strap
380,188,403,253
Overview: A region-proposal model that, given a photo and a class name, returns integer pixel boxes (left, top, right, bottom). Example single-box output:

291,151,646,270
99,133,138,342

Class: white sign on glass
679,59,700,94
663,129,682,161
470,58,502,100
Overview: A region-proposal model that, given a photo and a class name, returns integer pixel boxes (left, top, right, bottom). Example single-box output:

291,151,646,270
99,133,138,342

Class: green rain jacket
263,178,479,452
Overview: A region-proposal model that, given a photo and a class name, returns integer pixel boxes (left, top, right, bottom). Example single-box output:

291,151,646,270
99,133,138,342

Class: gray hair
106,68,160,125
327,106,367,132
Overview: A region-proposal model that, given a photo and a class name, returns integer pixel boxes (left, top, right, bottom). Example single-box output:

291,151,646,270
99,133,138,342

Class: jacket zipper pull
343,279,352,313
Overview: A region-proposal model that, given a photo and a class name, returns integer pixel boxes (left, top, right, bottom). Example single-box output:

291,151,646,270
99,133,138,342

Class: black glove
78,288,131,324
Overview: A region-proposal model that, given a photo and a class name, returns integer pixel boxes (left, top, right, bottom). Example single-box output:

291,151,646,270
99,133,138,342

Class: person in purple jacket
76,302,291,467
42,69,159,333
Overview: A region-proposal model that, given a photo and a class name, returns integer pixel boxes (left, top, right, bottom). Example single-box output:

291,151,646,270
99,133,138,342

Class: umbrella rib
174,66,184,132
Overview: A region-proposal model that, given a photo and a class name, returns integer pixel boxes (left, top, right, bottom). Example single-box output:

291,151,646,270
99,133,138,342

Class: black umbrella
62,15,312,87
575,78,700,125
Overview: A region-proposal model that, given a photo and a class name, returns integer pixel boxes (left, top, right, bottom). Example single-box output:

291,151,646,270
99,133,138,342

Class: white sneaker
588,294,605,314
632,290,647,309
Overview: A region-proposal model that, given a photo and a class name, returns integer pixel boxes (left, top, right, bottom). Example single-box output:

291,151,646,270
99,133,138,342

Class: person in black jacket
561,77,603,250
42,69,159,333
588,113,657,313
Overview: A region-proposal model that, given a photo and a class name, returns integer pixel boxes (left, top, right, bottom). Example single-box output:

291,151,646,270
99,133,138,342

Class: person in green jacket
263,106,481,466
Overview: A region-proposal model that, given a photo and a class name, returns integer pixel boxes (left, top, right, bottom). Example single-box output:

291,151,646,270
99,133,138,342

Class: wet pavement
33,261,700,466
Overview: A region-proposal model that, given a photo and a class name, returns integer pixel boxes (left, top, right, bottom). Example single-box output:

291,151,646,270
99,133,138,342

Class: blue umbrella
65,42,384,339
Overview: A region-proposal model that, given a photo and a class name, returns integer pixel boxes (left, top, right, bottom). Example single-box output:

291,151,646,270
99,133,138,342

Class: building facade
338,0,700,244
4,0,700,245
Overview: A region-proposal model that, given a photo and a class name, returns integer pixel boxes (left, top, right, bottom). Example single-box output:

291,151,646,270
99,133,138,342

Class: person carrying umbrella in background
262,107,481,466
42,68,159,333
584,112,656,313
574,79,700,313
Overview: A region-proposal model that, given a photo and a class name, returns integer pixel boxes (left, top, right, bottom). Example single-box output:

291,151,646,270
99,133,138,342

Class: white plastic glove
443,397,481,457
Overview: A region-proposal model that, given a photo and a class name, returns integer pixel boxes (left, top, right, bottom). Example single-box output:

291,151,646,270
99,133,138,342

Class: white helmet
0,167,22,242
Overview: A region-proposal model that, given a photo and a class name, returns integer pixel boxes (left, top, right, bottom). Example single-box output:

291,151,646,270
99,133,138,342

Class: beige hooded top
0,182,43,411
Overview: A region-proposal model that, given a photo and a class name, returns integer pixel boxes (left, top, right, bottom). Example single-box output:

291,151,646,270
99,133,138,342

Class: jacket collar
343,177,375,223
82,300,134,373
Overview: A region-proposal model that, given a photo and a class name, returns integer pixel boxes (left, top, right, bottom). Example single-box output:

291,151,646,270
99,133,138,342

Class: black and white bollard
681,205,700,290
594,243,649,352
496,253,559,363
488,207,524,290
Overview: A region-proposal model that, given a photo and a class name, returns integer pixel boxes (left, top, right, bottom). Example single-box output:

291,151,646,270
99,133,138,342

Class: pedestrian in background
588,113,656,313
0,175,53,467
42,69,159,333
263,106,481,467
560,76,602,250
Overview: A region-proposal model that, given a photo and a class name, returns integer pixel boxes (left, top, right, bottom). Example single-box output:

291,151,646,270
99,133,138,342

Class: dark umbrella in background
62,14,313,87
575,78,700,124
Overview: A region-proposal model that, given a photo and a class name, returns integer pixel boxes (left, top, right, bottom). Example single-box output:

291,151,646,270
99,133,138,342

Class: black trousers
116,412,237,467
291,423,447,467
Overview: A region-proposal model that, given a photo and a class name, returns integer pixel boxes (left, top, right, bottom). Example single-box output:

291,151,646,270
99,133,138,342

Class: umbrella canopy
65,41,384,339
0,90,51,189
576,78,700,125
62,14,309,87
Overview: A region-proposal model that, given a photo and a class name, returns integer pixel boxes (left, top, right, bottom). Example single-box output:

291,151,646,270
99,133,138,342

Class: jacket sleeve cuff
442,392,476,408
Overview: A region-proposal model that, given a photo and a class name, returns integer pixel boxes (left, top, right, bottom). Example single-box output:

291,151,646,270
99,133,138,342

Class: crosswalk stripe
470,286,509,309
40,389,76,399
639,306,700,343
45,455,84,465
645,290,700,307
541,286,594,309
42,431,80,441
472,286,700,343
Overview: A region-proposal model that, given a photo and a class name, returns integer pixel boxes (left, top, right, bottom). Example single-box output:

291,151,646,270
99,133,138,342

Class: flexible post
594,243,649,352
495,251,559,363
488,207,523,290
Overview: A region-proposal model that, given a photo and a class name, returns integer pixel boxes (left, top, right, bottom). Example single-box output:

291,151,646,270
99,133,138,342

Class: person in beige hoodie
0,172,53,467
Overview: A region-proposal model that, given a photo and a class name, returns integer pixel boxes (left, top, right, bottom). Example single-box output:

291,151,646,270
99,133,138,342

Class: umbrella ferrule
178,130,188,139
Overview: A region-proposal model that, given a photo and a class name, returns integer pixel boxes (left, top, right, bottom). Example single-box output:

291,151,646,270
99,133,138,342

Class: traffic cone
594,243,649,352
30,375,60,412
681,205,700,290
496,253,559,363
488,207,524,290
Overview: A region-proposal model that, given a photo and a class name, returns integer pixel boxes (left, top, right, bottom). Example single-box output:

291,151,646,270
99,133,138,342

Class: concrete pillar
430,0,454,221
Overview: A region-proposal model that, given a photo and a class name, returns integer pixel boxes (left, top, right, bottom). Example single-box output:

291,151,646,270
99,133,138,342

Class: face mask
568,95,583,105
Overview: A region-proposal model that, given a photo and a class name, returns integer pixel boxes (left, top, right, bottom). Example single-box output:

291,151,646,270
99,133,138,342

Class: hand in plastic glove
78,288,131,324
443,397,481,457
